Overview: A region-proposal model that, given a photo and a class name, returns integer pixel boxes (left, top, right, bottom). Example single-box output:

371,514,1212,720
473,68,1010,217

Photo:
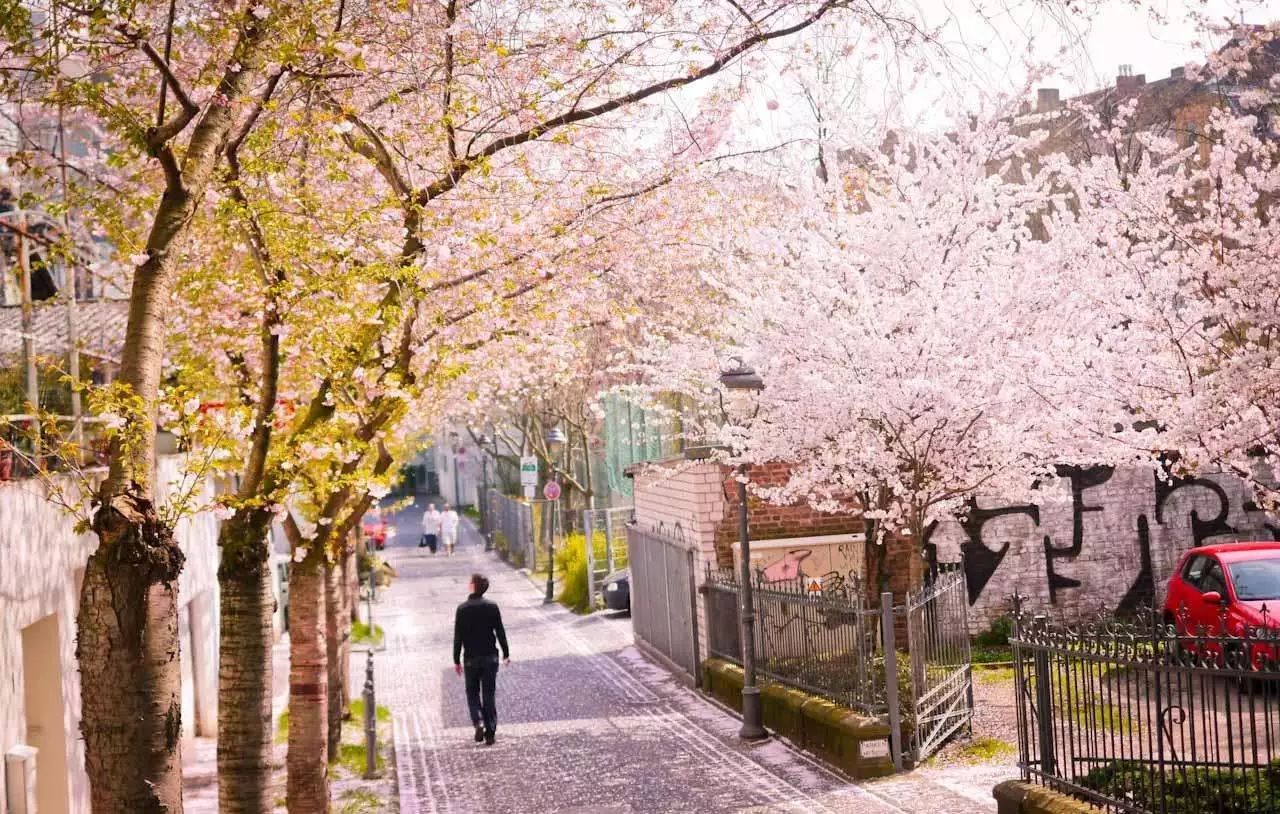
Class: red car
1163,542,1280,669
362,510,389,551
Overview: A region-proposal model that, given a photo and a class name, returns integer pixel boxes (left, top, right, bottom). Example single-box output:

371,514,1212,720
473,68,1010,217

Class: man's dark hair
470,573,490,596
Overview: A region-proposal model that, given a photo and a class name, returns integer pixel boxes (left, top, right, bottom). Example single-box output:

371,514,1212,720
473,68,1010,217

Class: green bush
1081,759,1280,814
556,532,591,613
351,621,384,647
973,615,1014,648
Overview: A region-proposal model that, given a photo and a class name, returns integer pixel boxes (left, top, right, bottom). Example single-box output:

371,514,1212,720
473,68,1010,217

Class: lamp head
719,358,764,392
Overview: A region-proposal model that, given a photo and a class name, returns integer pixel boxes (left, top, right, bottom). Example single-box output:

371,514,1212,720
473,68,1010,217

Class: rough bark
77,489,185,813
286,551,329,812
346,529,360,624
325,557,344,755
217,511,276,814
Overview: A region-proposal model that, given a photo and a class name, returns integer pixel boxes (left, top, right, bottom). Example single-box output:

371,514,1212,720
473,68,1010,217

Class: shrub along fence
1010,603,1280,814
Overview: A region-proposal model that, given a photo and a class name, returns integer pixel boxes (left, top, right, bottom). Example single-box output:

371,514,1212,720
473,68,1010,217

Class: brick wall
712,462,863,567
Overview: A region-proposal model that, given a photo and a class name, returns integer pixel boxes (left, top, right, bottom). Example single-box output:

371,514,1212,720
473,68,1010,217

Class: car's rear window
1227,558,1280,601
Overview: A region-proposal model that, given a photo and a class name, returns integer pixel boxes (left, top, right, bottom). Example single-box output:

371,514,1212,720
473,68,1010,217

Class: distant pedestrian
421,504,442,553
453,573,510,745
441,503,460,556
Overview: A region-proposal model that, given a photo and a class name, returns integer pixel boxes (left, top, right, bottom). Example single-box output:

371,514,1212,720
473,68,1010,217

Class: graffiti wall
929,466,1279,630
729,533,867,592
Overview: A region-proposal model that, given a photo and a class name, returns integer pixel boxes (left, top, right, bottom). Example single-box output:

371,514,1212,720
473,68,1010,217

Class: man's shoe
484,728,495,746
474,725,485,743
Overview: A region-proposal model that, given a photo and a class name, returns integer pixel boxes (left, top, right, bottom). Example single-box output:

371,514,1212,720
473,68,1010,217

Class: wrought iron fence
704,565,888,715
1011,604,1280,814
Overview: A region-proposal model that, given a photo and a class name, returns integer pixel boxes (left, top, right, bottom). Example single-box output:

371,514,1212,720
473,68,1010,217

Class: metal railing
704,565,888,715
485,490,554,571
1011,604,1280,814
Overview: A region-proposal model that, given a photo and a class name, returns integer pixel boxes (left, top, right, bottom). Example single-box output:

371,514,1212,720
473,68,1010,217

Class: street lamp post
720,360,767,741
448,431,462,508
477,433,492,551
544,426,567,603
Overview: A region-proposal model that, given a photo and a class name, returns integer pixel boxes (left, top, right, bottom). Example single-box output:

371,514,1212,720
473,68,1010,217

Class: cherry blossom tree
638,107,1171,592
1049,25,1280,502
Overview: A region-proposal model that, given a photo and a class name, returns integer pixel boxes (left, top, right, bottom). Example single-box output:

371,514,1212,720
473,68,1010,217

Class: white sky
962,0,1276,95
724,0,1277,156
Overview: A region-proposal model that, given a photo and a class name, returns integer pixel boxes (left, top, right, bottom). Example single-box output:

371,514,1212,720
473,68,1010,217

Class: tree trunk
347,529,360,623
325,557,344,756
77,12,278,807
217,511,276,814
287,551,329,812
78,490,185,813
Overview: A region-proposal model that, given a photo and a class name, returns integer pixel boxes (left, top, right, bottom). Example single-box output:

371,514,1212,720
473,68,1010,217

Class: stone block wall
930,466,1279,632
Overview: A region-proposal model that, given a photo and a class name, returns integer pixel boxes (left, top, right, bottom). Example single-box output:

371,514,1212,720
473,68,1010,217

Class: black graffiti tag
960,501,1040,605
1043,465,1115,603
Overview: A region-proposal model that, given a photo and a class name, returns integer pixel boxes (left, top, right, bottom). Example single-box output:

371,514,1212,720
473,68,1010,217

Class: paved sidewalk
376,508,1010,814
183,638,291,811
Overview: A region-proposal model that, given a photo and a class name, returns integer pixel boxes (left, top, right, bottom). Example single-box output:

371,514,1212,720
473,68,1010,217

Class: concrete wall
0,456,221,813
930,466,1279,631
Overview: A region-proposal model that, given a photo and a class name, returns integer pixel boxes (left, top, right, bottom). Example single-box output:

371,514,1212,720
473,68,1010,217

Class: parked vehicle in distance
362,509,390,551
602,568,630,612
1163,542,1280,669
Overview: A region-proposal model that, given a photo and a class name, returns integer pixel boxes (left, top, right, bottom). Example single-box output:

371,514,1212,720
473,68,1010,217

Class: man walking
453,573,510,745
421,503,442,553
441,502,460,556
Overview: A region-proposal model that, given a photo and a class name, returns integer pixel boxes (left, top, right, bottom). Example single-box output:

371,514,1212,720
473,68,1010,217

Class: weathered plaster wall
0,456,222,813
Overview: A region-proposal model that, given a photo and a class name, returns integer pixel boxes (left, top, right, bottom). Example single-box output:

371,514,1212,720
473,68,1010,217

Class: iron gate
626,525,699,679
905,565,974,762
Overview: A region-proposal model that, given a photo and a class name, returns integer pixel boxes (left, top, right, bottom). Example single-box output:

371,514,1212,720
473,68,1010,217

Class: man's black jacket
453,594,510,665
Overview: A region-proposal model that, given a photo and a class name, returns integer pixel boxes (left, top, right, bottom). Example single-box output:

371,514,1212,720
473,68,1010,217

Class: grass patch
953,736,1016,763
971,645,1013,664
333,741,384,774
352,621,384,647
976,666,1015,685
348,698,391,723
275,709,289,743
337,789,383,814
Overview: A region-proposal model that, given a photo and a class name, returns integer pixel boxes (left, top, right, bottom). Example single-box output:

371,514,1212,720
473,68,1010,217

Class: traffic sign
543,480,562,501
805,576,823,596
519,456,538,487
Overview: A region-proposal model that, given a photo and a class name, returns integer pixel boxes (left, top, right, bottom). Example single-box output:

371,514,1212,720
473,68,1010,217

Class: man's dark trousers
464,656,499,732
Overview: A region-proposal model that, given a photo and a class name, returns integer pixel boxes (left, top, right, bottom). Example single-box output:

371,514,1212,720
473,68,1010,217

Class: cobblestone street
376,506,1012,814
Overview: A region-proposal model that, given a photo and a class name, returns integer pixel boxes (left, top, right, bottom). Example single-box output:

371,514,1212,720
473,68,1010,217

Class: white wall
632,461,726,667
0,456,221,813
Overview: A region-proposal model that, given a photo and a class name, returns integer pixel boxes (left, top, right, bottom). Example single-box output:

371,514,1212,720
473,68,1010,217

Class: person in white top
441,503,460,556
421,504,443,554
